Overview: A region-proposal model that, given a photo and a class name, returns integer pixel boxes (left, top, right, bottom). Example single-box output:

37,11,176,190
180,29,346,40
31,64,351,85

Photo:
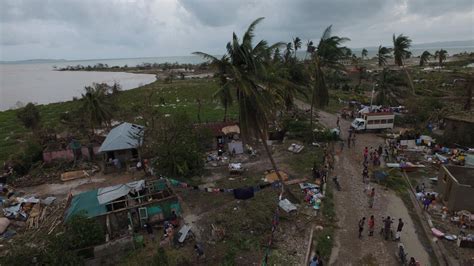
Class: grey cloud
0,0,472,61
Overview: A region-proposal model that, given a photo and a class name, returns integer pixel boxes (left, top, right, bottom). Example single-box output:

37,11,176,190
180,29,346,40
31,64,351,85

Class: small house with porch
98,122,144,171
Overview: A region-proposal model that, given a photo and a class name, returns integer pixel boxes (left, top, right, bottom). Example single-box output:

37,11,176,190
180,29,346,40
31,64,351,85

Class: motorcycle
332,176,341,191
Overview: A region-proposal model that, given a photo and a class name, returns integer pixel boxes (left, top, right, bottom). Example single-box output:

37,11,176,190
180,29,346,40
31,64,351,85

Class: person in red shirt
368,215,375,236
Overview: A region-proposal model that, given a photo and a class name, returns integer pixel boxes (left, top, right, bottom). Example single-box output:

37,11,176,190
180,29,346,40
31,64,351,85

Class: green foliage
65,213,105,250
402,97,444,126
314,227,334,261
152,247,170,266
80,83,115,130
10,138,43,175
392,34,412,66
150,113,205,177
16,102,41,130
0,214,102,266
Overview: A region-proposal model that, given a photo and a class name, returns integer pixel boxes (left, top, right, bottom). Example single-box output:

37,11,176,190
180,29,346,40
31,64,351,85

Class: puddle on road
385,193,430,265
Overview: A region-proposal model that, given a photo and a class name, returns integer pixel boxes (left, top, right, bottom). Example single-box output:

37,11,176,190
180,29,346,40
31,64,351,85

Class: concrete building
437,165,474,212
443,112,474,147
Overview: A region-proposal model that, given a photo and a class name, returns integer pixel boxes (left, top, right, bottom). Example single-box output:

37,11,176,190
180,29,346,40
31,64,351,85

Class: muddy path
295,100,430,265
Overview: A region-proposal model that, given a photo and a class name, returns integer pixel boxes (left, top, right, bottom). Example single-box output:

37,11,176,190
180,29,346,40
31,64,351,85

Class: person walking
368,188,375,208
340,140,344,152
347,137,351,149
368,215,375,236
352,134,356,148
383,216,393,240
336,116,340,128
358,217,366,239
396,218,404,240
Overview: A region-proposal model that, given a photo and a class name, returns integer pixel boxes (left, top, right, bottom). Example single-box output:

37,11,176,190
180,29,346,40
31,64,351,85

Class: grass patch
287,146,324,176
376,168,409,194
0,78,236,164
313,227,334,261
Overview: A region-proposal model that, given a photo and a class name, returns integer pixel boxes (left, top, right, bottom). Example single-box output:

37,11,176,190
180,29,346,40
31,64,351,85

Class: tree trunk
197,99,202,123
256,124,299,202
402,66,415,94
223,104,228,122
310,87,315,131
464,78,473,111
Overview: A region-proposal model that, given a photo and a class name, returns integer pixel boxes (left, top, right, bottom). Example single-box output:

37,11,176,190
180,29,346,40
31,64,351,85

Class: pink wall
43,146,100,163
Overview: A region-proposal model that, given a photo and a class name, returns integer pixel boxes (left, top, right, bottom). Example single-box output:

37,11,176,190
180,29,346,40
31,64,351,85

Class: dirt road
295,100,430,265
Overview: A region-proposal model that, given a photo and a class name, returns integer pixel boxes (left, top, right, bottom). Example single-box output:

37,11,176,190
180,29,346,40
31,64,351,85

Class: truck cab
351,118,366,131
351,112,395,132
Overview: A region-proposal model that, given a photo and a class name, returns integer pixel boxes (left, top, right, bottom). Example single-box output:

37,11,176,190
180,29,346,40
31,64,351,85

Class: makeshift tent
221,125,240,135
264,171,289,183
98,122,144,153
97,180,145,205
65,189,107,221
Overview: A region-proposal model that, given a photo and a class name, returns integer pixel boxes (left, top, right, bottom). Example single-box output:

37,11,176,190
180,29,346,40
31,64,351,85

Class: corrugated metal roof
98,122,144,153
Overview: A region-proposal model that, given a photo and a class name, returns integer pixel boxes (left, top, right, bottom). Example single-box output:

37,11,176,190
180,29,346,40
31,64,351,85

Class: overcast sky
0,0,473,61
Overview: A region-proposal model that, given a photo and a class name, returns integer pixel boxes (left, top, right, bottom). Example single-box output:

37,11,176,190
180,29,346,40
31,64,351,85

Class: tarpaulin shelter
65,189,107,221
97,180,145,205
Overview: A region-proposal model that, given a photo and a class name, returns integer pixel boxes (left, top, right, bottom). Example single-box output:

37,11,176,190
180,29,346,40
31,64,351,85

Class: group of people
358,216,405,241
363,146,383,166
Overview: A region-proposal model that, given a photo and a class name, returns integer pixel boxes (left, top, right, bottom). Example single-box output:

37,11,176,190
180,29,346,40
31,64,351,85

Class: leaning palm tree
81,84,113,133
419,50,431,66
361,48,368,59
192,53,233,121
307,25,350,128
196,18,291,197
293,37,302,59
434,49,448,67
393,34,415,94
376,45,392,67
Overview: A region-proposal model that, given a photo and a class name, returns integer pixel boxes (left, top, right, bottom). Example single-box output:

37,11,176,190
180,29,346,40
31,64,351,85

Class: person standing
336,116,340,128
368,188,375,208
383,216,393,240
368,215,375,236
396,218,404,240
347,137,351,149
358,217,366,238
340,140,344,152
352,134,356,148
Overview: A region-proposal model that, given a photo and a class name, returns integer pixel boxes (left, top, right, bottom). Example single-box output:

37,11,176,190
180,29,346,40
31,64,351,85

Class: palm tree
393,34,415,94
197,17,291,197
293,37,302,59
307,25,350,128
434,49,448,67
376,45,392,67
361,48,368,59
81,84,113,133
284,42,293,62
192,53,233,121
419,51,431,66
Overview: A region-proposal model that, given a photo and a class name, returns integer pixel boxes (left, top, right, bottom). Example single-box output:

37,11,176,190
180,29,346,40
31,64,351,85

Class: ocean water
0,63,156,111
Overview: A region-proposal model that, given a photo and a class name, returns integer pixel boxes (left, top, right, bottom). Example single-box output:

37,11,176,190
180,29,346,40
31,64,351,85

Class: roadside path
295,100,430,265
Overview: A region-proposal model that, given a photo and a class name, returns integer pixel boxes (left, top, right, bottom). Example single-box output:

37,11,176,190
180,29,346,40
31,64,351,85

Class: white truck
351,112,395,132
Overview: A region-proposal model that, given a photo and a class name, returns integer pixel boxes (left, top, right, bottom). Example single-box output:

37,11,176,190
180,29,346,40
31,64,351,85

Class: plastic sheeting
97,180,145,205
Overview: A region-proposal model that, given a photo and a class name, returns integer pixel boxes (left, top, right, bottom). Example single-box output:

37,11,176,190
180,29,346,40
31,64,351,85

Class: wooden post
304,225,315,265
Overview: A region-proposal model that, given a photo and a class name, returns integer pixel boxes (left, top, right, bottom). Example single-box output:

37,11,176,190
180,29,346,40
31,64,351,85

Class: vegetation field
0,78,238,164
